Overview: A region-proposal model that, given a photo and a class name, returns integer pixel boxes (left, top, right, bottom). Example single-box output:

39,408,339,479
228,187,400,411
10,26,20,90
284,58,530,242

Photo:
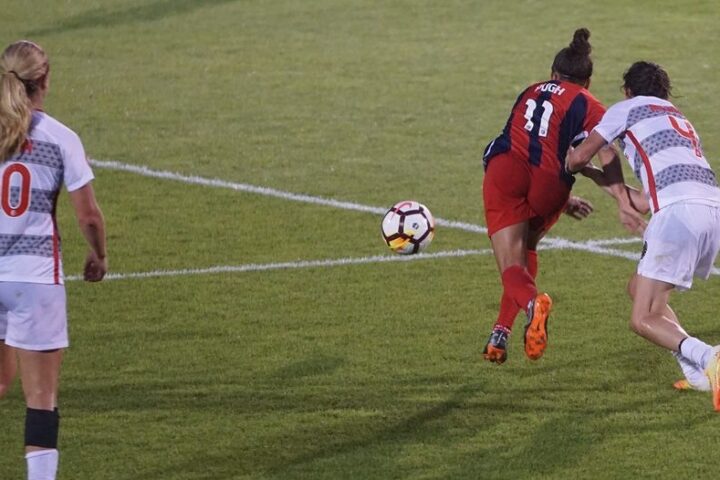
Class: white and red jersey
0,111,94,284
593,96,720,214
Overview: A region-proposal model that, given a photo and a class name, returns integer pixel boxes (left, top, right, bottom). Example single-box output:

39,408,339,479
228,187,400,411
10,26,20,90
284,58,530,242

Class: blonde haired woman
0,40,107,480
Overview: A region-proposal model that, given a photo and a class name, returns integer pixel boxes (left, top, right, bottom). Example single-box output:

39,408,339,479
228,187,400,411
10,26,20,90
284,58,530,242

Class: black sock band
678,337,688,354
25,408,60,449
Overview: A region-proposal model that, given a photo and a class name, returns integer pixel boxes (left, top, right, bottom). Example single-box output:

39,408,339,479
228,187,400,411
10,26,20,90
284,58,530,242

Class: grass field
2,1,720,478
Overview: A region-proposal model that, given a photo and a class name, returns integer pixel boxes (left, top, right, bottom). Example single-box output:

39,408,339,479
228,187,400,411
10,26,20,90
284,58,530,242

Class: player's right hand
84,251,108,282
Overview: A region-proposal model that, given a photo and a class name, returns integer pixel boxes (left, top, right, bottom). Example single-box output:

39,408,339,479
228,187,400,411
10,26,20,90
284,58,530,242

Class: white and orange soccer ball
380,200,435,254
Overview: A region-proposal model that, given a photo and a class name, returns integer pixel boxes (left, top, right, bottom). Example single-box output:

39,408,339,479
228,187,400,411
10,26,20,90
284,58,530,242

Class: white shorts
638,202,720,290
0,282,68,351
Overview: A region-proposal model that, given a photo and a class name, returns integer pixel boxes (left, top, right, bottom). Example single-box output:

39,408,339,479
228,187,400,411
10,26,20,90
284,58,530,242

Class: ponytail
0,41,49,162
0,70,33,162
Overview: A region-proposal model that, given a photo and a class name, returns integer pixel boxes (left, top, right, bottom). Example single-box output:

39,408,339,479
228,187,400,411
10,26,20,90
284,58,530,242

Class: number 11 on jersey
523,99,554,137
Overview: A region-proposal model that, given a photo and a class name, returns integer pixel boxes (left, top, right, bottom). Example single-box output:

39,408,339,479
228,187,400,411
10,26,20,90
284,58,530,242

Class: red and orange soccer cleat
483,327,510,364
524,293,552,360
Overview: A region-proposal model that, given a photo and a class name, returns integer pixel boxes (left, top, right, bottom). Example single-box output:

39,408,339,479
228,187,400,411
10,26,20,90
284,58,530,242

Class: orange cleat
483,328,509,364
673,379,691,390
524,293,552,360
673,378,710,392
704,346,720,411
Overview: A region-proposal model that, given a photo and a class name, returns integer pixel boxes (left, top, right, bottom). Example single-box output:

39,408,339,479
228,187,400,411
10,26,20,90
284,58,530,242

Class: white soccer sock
679,336,713,370
26,449,58,480
672,351,710,391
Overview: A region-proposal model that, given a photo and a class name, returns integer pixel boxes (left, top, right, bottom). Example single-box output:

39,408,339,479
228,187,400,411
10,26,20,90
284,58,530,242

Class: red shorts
483,153,571,237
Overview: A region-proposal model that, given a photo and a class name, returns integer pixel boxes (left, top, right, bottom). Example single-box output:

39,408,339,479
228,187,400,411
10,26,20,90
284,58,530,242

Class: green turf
2,1,720,478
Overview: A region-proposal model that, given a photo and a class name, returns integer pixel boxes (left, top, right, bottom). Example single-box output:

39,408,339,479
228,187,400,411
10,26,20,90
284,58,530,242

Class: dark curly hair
551,28,593,85
622,61,672,99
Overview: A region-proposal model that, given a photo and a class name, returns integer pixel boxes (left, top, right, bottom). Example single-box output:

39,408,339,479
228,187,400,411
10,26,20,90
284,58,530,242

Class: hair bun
570,28,591,56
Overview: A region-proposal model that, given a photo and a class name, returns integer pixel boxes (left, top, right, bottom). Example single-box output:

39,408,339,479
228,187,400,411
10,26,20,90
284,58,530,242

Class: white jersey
593,96,720,213
0,111,94,284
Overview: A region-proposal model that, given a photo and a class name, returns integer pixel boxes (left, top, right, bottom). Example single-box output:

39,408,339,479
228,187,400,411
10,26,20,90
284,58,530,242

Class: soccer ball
380,201,435,254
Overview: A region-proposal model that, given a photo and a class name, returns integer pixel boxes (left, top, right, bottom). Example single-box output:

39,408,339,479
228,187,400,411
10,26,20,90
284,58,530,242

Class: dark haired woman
567,61,720,411
0,40,108,478
481,28,626,364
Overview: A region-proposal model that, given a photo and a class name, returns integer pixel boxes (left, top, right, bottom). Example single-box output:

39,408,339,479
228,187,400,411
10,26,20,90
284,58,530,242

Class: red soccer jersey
483,80,605,185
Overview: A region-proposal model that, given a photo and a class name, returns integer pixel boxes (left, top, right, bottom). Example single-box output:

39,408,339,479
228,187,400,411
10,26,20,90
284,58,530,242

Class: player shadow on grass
60,362,710,479
261,381,486,476
26,0,241,37
131,378,707,479
97,380,484,479
57,339,714,479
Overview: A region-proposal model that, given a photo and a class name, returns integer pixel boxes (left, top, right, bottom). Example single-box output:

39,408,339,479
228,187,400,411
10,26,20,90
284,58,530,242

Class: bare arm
68,182,108,282
597,145,628,199
597,146,650,214
581,163,649,214
626,186,650,214
580,145,647,234
566,130,609,174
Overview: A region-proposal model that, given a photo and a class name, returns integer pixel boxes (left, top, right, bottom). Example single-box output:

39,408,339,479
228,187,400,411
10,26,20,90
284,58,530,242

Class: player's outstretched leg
483,325,510,364
524,293,552,360
704,345,720,411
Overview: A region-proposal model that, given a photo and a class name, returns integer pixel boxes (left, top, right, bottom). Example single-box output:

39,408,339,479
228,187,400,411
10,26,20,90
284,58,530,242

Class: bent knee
629,316,643,335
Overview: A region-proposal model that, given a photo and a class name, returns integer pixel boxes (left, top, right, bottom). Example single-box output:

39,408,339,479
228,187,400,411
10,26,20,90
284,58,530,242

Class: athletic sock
494,293,518,331
500,265,537,312
679,336,714,370
493,252,539,332
526,250,538,279
26,449,58,480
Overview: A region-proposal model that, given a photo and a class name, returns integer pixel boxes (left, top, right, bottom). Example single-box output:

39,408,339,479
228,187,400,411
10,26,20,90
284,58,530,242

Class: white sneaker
672,351,710,391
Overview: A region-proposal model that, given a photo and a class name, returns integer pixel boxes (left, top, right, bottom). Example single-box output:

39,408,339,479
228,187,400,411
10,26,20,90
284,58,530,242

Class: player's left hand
563,195,594,220
618,203,648,235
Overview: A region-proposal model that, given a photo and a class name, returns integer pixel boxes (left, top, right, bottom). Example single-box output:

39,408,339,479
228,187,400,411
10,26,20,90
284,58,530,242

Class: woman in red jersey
0,41,107,480
481,28,642,364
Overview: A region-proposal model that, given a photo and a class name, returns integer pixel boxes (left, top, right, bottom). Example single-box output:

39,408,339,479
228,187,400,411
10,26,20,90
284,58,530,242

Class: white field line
88,159,720,281
65,248,495,282
585,237,642,246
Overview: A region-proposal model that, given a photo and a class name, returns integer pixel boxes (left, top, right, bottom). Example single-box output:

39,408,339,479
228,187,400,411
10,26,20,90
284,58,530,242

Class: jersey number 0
1,163,32,217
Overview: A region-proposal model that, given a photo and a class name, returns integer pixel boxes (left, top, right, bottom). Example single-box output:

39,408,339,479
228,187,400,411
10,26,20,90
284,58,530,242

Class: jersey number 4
1,163,32,217
669,116,703,157
523,99,554,137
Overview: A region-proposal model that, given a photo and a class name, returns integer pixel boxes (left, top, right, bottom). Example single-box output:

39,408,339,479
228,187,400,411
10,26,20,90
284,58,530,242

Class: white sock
679,337,713,370
26,449,58,480
672,351,710,391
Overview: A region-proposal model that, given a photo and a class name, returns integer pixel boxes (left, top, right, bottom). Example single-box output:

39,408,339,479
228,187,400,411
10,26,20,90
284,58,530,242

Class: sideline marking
66,248,495,282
